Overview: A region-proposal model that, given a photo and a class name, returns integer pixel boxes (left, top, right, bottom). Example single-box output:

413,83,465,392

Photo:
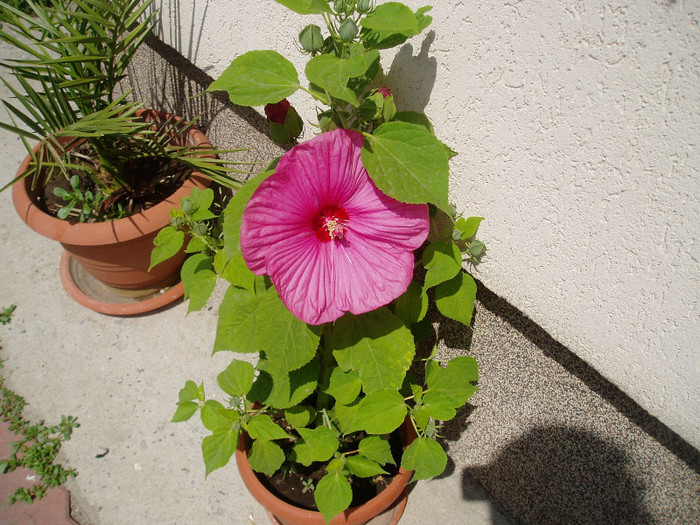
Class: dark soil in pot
38,142,193,221
254,421,405,512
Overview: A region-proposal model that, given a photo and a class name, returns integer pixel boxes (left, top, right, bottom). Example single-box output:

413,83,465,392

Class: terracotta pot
11,109,211,314
236,418,417,525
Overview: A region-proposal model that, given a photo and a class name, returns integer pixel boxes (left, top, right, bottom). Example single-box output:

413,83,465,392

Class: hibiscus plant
156,1,485,522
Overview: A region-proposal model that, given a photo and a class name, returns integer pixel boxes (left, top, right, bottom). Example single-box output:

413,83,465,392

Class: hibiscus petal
240,128,430,325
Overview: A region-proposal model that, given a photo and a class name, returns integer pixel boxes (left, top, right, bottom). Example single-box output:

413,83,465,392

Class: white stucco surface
152,1,699,448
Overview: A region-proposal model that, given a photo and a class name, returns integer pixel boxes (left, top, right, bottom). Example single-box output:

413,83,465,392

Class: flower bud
180,198,194,214
373,86,391,98
193,223,208,237
334,0,344,13
357,0,371,13
171,216,184,229
299,24,324,53
264,99,291,125
338,18,358,42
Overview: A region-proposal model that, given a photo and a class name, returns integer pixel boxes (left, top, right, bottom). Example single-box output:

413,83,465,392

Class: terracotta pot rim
11,109,211,246
235,418,416,525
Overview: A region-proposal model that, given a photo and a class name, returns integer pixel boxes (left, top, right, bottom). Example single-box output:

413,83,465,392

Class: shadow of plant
464,425,654,525
384,31,437,113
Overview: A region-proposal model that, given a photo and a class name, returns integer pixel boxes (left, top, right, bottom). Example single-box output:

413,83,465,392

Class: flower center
314,206,349,242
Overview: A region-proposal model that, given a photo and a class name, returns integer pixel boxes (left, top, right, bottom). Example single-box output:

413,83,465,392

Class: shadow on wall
464,426,653,525
151,0,209,65
381,31,437,113
118,33,277,169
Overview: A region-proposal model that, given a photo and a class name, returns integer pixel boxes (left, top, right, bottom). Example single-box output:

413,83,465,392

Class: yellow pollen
326,219,346,239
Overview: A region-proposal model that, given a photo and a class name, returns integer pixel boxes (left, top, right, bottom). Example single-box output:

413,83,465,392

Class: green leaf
181,254,214,299
348,48,380,94
423,241,462,289
208,50,300,106
421,399,456,421
178,380,200,402
352,389,407,434
361,2,417,32
189,187,215,212
172,401,198,423
284,405,316,429
333,398,361,434
215,251,256,292
214,287,320,372
346,455,388,478
274,0,331,14
395,111,433,133
324,368,361,405
412,404,431,431
315,471,353,524
247,415,289,442
424,356,478,415
202,428,239,476
185,236,208,253
250,358,320,409
455,216,483,240
53,187,71,199
294,426,339,466
268,121,292,145
392,281,428,326
201,400,240,431
358,435,395,466
305,54,366,107
362,121,450,212
191,209,217,222
149,226,184,270
223,170,275,257
217,359,255,397
328,308,414,393
248,439,285,476
415,6,434,33
401,437,447,482
186,269,217,313
434,272,477,326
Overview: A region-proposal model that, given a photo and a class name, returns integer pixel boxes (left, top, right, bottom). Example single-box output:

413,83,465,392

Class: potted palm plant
0,0,247,315
164,1,487,523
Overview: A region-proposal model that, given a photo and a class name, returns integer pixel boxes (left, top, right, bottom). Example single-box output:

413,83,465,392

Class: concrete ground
1,36,699,525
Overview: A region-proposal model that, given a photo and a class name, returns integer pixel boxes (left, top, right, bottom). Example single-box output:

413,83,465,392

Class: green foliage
315,470,352,523
0,0,248,212
53,174,112,222
208,50,300,106
361,121,451,212
401,436,447,482
435,271,478,326
275,0,331,15
0,304,16,324
328,308,414,394
0,308,79,503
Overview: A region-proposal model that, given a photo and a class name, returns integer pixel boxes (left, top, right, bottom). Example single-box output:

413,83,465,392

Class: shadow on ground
464,425,653,525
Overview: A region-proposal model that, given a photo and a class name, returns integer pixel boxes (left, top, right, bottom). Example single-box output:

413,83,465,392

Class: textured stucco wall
151,1,700,448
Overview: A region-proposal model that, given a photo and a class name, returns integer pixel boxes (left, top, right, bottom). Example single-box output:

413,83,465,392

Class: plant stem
315,338,334,413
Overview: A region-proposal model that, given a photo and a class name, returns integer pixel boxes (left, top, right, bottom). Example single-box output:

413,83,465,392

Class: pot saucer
59,252,184,316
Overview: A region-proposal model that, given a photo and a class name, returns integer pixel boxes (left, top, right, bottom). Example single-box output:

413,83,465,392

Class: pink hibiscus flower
240,129,430,325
